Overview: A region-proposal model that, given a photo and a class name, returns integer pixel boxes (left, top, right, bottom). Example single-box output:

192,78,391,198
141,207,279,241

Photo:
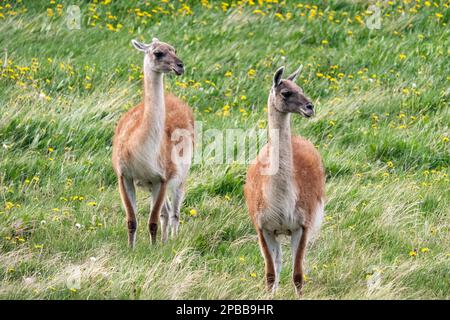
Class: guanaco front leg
118,176,137,248
149,181,168,245
258,228,281,293
291,227,309,297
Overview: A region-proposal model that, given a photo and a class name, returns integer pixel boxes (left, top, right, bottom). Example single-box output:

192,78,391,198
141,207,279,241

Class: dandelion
5,202,14,210
409,250,417,257
321,39,329,45
189,209,197,216
250,272,257,278
387,161,394,168
275,12,284,20
34,244,44,249
69,288,77,293
87,201,97,207
399,53,407,60
224,71,232,77
420,247,430,253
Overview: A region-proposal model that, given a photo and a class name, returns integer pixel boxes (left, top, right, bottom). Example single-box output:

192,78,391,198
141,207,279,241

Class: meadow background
0,0,449,299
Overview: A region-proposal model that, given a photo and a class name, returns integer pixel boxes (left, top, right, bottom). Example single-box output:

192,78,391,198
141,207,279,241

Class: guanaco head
131,38,184,75
270,66,314,118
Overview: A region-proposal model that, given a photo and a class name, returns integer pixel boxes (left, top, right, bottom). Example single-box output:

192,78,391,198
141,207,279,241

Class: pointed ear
287,65,303,82
273,66,284,88
131,39,149,52
152,37,160,43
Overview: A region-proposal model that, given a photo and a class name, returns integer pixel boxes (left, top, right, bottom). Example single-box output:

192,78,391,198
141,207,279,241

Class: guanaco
244,66,325,297
112,38,194,247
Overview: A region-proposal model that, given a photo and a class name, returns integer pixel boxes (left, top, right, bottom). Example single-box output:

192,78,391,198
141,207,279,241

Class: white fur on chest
129,140,164,183
258,176,303,235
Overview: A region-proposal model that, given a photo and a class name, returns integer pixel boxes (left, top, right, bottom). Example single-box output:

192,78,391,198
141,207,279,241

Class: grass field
0,0,449,299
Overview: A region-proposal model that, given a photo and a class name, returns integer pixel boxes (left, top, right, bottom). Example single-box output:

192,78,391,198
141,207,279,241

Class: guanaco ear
287,65,303,82
273,66,284,88
152,37,160,43
131,39,150,52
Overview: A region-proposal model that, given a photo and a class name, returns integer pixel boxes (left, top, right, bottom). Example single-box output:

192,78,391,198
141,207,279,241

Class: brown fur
257,228,276,289
244,136,325,228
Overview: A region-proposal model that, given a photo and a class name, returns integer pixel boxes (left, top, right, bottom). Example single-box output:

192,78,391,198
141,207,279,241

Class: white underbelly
121,150,164,184
258,205,304,235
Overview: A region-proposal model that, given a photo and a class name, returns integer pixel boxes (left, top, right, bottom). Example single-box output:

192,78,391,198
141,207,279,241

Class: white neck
268,92,293,176
143,57,165,149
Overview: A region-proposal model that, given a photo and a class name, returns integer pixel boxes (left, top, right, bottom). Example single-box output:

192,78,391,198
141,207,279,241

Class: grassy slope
0,0,449,299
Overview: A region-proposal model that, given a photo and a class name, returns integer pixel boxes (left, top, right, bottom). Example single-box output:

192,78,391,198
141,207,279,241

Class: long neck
142,58,165,148
268,93,293,178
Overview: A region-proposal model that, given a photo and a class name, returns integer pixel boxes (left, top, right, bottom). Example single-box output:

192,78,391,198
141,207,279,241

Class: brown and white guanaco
244,66,325,297
112,38,194,247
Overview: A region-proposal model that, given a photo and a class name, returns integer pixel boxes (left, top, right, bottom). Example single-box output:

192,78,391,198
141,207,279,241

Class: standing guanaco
112,38,194,247
244,66,325,297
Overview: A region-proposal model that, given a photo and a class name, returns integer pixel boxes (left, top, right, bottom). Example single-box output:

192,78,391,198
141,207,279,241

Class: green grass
0,0,449,299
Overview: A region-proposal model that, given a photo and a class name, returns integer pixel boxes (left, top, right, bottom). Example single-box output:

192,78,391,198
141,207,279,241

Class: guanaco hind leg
159,201,172,243
170,184,185,238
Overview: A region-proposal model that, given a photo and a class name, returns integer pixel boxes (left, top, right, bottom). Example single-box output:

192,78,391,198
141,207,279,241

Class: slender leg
118,176,137,248
291,227,309,297
160,201,171,243
148,181,167,245
258,228,281,293
170,184,184,238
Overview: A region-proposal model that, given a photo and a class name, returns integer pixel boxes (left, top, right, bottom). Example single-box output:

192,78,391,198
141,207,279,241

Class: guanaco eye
154,51,164,58
281,90,292,98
